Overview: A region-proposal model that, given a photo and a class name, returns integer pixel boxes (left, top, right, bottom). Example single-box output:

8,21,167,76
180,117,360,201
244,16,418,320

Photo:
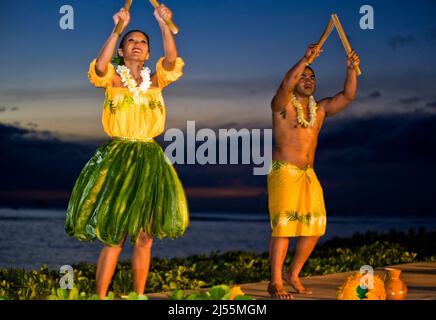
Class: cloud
314,114,436,215
426,100,436,108
389,28,436,50
27,122,39,129
367,91,381,99
399,97,421,104
388,28,436,50
389,35,417,50
0,123,96,191
0,105,19,112
356,91,381,103
318,114,436,165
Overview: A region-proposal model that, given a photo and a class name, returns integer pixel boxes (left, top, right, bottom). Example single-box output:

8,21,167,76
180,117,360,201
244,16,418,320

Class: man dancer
267,45,360,299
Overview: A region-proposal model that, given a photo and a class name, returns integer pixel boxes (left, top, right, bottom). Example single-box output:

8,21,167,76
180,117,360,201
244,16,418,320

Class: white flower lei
116,65,152,105
291,94,318,128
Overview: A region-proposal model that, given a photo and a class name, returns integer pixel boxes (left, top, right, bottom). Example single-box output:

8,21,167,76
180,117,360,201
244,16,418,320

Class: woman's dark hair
112,30,150,66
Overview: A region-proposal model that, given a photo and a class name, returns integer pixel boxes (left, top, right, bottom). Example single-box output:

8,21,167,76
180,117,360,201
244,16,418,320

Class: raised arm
95,9,131,77
271,45,322,112
320,50,360,117
154,4,178,70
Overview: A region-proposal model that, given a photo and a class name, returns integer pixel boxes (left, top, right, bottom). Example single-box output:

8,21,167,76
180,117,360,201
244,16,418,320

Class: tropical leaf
234,295,253,300
208,285,230,300
272,160,287,171
169,289,185,300
285,211,312,226
285,211,298,222
127,292,138,300
67,287,79,300
272,213,280,227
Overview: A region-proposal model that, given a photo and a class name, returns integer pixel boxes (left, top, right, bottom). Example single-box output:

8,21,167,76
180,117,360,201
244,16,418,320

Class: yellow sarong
268,160,327,237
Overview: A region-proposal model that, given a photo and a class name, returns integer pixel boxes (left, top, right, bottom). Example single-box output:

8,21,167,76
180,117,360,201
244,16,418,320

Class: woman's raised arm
95,8,131,76
154,4,178,70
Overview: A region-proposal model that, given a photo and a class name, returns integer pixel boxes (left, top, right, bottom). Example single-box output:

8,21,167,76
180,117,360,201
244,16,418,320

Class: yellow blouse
88,57,185,140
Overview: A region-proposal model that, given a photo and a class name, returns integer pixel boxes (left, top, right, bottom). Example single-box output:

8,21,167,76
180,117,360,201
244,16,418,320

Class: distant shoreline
1,205,435,217
2,207,436,272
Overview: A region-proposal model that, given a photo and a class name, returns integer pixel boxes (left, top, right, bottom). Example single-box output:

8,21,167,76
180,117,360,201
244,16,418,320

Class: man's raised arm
271,45,321,112
321,50,360,117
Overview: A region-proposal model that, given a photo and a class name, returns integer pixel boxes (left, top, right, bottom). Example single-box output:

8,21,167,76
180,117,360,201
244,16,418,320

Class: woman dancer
65,4,188,299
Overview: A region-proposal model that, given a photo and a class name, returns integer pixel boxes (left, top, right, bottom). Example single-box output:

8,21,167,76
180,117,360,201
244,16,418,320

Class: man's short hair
305,65,315,77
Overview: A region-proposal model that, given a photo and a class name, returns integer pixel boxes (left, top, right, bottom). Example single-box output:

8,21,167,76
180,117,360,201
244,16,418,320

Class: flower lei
116,65,152,105
291,94,318,128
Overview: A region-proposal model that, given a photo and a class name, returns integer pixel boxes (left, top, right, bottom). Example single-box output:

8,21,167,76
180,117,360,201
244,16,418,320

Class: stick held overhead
149,0,179,35
307,19,335,65
331,13,362,76
114,0,133,36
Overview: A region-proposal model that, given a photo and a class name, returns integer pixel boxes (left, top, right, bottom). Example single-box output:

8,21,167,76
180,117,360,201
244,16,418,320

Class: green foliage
46,287,102,300
298,241,417,277
169,285,252,300
285,210,312,226
126,292,149,300
0,229,434,300
0,265,59,300
112,56,123,66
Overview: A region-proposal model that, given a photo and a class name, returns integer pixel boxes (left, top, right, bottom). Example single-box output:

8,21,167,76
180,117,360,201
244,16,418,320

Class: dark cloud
318,114,436,165
315,114,436,216
26,122,38,129
368,91,381,98
0,105,19,112
357,91,381,102
388,28,436,50
367,91,381,99
399,97,421,104
389,35,416,50
0,123,97,191
426,100,436,108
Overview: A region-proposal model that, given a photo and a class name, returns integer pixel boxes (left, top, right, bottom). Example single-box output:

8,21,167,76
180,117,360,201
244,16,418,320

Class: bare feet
267,282,294,300
284,271,313,295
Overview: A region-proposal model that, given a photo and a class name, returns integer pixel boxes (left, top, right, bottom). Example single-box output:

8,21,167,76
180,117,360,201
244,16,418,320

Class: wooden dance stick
149,0,179,34
306,19,335,65
331,13,362,76
114,0,133,35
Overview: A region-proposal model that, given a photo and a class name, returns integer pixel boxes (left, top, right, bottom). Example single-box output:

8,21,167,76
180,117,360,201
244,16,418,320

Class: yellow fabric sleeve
88,59,115,88
156,57,185,89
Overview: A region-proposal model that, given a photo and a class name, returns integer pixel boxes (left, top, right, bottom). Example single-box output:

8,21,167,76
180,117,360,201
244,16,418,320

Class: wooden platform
147,262,436,300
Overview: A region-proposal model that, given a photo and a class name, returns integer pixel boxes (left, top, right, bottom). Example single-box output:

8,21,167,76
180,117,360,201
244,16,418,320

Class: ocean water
1,208,436,270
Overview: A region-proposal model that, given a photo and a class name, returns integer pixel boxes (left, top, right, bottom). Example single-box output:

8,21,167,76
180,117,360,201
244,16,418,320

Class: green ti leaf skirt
65,138,189,246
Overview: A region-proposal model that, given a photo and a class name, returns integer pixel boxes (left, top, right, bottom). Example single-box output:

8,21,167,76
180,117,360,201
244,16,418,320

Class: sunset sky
1,0,435,139
1,0,436,215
